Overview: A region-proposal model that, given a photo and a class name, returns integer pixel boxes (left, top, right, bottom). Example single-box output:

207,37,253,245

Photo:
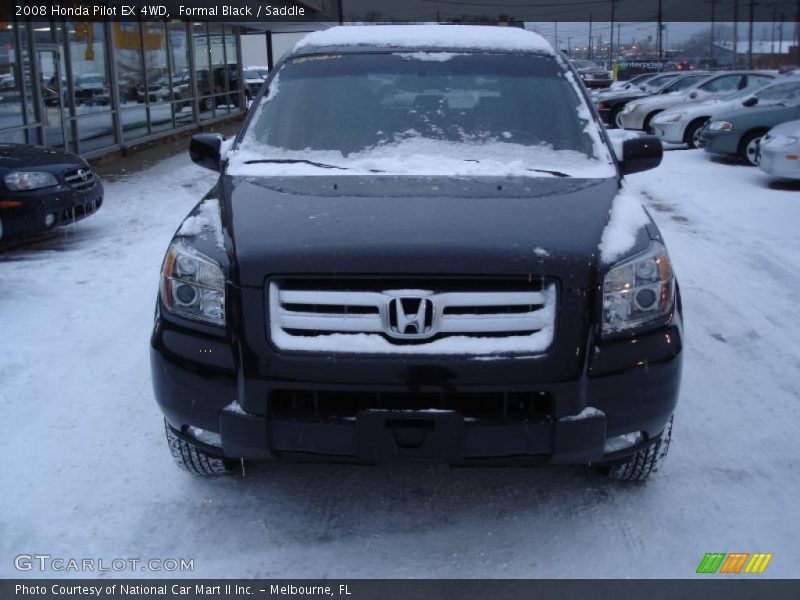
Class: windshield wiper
525,168,571,178
462,159,570,178
243,158,349,170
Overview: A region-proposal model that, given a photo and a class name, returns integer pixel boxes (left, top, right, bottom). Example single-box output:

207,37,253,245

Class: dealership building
0,7,331,159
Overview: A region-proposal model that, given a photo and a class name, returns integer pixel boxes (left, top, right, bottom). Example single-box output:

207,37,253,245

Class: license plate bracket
356,410,463,462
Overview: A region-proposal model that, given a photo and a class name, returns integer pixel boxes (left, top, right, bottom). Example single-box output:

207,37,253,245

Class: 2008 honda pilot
151,25,682,481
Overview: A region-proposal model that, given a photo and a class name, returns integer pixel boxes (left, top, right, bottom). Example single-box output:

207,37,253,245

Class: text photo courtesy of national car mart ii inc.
14,583,355,596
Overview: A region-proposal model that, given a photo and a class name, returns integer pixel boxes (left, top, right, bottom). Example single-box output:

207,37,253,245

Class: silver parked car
758,119,800,179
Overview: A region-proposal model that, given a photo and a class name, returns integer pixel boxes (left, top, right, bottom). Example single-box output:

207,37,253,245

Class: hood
218,175,634,290
765,119,800,136
0,143,85,170
597,89,647,102
716,102,797,124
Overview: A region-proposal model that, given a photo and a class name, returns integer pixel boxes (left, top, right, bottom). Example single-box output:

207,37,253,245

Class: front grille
270,389,552,423
268,278,557,355
63,168,97,191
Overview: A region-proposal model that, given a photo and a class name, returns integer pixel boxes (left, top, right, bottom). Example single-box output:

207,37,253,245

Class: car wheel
599,416,673,482
684,118,708,150
164,420,235,476
739,131,765,166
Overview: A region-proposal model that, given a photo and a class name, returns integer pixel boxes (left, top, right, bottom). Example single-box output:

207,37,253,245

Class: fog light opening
44,213,56,227
187,425,222,448
604,431,644,454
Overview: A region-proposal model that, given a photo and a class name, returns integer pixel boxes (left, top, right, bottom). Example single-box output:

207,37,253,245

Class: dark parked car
571,59,613,89
73,73,110,106
152,26,682,482
0,144,102,243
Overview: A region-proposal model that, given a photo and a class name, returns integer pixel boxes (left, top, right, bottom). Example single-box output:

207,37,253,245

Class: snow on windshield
294,24,555,55
228,138,612,178
229,51,614,179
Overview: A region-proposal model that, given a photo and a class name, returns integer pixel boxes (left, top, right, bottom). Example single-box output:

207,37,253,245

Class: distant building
713,40,798,69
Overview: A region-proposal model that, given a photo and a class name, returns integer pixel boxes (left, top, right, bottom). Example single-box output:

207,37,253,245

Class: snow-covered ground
1,148,799,578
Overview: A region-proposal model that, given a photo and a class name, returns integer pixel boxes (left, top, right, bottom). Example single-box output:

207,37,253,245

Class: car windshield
572,60,599,69
648,74,679,88
721,86,763,101
233,52,612,177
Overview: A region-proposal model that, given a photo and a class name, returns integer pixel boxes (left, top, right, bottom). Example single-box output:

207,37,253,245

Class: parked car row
595,68,800,178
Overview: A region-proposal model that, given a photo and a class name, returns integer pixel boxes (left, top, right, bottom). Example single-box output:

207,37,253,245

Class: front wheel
739,131,765,166
164,421,235,476
684,119,708,149
600,416,673,482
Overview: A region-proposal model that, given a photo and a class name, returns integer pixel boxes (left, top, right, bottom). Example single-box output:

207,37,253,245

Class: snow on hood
227,137,615,179
598,189,651,263
294,25,555,55
765,119,800,138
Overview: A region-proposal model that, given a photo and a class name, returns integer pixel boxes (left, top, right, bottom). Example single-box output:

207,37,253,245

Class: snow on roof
293,24,554,55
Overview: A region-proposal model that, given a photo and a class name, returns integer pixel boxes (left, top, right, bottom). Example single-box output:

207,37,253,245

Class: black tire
602,416,673,482
738,130,766,166
164,421,235,476
684,118,708,149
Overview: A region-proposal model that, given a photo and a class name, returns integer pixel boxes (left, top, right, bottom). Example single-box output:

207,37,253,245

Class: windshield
572,60,599,69
721,86,764,101
647,74,680,89
232,52,612,178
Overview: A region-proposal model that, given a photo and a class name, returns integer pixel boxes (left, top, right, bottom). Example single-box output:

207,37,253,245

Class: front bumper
617,108,647,131
758,146,800,179
0,182,103,241
151,305,683,466
700,129,740,157
652,118,686,145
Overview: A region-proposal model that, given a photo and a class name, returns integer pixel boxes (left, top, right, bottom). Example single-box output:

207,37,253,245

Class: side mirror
620,136,663,175
742,96,758,107
190,133,225,171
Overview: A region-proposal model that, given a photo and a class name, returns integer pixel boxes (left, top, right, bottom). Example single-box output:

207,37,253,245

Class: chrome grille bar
269,280,557,355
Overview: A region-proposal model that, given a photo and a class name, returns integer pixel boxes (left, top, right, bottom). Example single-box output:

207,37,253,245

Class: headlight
160,240,225,326
623,102,639,113
4,171,58,191
708,121,733,131
602,242,675,335
597,101,607,109
664,113,682,123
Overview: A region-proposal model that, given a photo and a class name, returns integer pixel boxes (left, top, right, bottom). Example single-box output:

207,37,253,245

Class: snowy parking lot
1,147,799,578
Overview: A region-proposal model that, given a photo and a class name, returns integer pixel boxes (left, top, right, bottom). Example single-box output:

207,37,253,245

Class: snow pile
598,190,650,263
605,128,643,160
228,138,614,178
294,25,554,55
398,52,463,62
176,199,224,249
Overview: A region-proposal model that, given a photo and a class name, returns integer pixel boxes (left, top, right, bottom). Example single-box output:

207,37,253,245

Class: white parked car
758,119,800,180
651,79,800,148
617,71,775,133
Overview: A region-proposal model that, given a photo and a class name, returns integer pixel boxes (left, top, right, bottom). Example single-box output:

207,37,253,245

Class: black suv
151,26,682,481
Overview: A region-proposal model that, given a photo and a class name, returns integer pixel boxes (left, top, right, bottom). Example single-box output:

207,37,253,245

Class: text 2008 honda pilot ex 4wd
151,25,682,481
